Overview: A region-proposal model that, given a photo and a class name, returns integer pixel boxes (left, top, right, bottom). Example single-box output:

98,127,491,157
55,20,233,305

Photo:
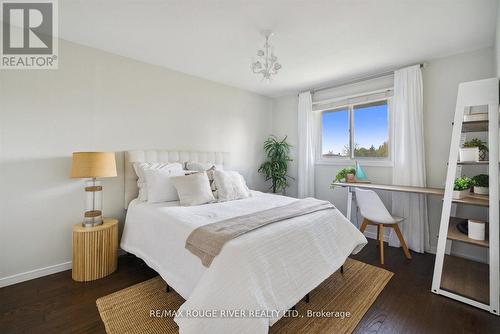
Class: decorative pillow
143,168,185,203
205,166,218,197
133,162,183,201
214,170,251,202
185,163,219,198
184,162,223,171
170,172,216,206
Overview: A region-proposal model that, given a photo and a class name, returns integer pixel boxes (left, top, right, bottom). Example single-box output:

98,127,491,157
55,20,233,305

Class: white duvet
121,191,367,334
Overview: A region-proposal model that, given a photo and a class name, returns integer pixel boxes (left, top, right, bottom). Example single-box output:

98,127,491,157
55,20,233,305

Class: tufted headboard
124,150,229,208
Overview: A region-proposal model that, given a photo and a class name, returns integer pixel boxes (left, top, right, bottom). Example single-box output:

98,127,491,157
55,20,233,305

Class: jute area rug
96,258,393,334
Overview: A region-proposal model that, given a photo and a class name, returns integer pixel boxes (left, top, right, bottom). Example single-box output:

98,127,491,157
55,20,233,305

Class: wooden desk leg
346,186,353,223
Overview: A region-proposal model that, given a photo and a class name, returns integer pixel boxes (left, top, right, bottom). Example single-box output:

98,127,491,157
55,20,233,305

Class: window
321,108,349,157
321,99,390,160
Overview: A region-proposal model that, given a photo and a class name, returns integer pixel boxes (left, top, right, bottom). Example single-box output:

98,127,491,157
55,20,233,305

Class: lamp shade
71,152,117,178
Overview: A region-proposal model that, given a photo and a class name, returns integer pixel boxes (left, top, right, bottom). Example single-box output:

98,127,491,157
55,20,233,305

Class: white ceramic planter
453,189,470,199
473,186,489,195
468,220,486,241
459,147,479,162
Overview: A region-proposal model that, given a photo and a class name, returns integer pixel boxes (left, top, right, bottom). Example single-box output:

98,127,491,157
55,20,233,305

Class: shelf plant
471,174,489,195
453,176,472,199
331,167,356,188
460,138,488,161
258,135,293,194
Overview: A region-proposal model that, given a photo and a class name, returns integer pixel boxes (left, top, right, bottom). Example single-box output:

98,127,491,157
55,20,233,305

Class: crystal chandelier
251,31,282,81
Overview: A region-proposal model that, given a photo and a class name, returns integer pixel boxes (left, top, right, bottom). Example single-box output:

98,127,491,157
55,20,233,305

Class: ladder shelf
447,217,489,248
452,193,489,207
431,78,499,316
456,161,492,165
461,119,489,132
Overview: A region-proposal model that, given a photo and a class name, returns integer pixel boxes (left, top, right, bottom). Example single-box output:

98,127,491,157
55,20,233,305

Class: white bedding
121,191,367,334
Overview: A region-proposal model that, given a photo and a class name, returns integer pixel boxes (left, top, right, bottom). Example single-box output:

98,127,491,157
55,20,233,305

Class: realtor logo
1,0,58,69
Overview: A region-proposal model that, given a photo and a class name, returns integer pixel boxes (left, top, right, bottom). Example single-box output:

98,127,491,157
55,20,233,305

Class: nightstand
72,218,118,282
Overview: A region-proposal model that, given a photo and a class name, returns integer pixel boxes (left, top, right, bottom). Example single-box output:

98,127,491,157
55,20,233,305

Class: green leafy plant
471,174,489,187
463,138,488,160
258,135,294,193
453,177,472,191
463,138,488,151
331,167,356,187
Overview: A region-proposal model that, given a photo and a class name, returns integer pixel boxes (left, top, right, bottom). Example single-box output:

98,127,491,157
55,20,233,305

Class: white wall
0,39,272,283
271,47,495,256
496,0,500,75
271,95,299,198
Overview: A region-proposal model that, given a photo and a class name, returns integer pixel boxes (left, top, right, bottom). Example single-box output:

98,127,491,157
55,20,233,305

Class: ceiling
60,0,498,97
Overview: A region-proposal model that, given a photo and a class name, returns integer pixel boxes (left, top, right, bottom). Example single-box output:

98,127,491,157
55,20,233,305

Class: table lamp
71,152,117,227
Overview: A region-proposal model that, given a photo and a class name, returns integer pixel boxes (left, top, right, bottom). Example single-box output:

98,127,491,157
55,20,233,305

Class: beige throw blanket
185,198,335,267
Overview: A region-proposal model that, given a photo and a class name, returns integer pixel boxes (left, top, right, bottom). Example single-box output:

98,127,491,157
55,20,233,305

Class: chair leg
359,218,369,233
340,265,344,274
376,225,381,247
378,224,385,265
392,224,412,260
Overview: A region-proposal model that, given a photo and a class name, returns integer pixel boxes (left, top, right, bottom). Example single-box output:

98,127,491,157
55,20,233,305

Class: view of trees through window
322,100,389,158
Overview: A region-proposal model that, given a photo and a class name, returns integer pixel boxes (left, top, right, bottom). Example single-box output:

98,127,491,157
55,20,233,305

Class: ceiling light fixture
251,30,281,81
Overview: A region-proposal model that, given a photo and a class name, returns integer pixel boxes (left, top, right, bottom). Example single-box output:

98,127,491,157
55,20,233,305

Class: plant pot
452,189,470,199
346,173,355,182
473,186,489,195
459,147,479,162
479,148,488,161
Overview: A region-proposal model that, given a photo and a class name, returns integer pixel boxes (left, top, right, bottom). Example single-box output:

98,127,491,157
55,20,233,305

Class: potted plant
471,174,489,195
332,167,356,186
453,176,472,199
258,135,294,194
459,138,488,162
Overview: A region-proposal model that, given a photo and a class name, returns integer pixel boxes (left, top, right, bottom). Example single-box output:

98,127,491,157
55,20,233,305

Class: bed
120,150,367,334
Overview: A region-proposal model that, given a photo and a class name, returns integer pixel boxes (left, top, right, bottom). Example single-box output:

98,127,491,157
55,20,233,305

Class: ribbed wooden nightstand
72,218,118,282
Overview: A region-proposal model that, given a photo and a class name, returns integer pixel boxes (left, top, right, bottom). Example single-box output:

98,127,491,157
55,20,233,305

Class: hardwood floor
1,240,499,333
351,240,500,334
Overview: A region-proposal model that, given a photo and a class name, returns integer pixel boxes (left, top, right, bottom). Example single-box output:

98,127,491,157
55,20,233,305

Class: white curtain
297,91,315,198
390,65,429,253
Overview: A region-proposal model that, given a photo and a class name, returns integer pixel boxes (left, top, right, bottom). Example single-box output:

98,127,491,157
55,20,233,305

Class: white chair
355,188,412,265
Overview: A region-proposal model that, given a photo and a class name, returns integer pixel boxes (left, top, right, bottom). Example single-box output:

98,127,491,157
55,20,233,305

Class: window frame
316,97,393,167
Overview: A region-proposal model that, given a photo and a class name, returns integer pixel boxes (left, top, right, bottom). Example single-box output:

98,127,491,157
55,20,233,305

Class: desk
333,181,489,221
333,182,444,222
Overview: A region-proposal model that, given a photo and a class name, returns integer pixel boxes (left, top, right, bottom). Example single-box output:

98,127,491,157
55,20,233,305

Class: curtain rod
299,63,424,96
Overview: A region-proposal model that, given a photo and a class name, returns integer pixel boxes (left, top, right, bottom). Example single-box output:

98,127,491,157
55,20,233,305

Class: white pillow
143,168,185,203
214,170,251,202
185,164,219,198
185,161,223,171
171,172,215,206
133,162,183,201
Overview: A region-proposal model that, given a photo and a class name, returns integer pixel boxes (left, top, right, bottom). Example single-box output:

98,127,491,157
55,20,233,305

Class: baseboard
0,261,72,288
0,249,127,288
